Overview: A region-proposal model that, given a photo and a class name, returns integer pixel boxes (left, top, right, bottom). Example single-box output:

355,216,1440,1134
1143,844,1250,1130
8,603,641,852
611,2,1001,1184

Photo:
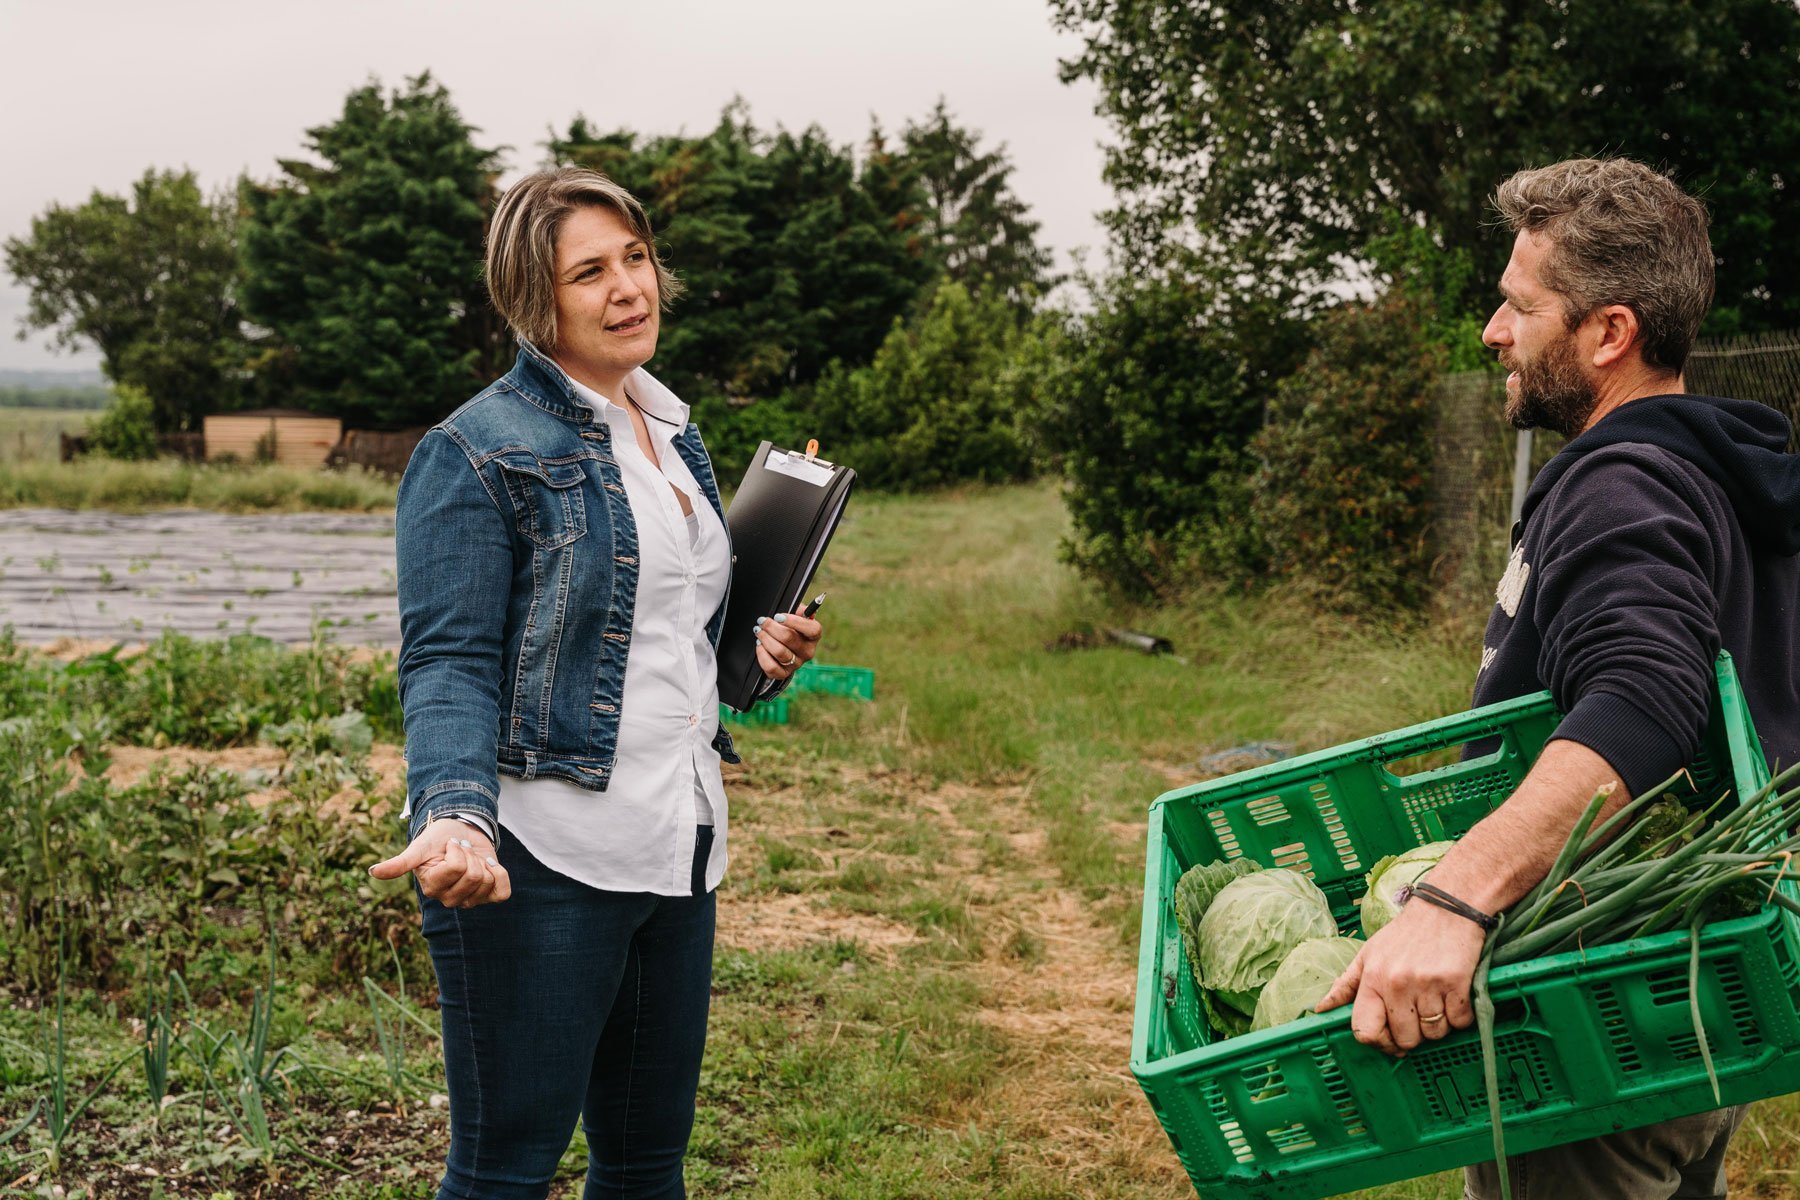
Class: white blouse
497,368,732,896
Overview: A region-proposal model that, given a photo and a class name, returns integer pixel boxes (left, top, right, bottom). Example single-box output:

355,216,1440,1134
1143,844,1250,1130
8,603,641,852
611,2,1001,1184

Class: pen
802,593,827,619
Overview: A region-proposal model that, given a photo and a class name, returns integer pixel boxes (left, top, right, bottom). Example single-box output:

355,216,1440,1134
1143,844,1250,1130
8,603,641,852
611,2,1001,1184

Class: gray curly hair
1493,158,1713,374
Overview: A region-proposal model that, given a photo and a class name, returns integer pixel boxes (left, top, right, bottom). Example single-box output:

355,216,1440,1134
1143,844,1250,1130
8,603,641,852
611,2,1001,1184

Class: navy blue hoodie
1472,393,1800,796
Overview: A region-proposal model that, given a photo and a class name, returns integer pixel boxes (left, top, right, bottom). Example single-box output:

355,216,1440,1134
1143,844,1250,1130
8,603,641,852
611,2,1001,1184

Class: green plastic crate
1132,653,1795,1200
720,696,790,726
789,662,875,701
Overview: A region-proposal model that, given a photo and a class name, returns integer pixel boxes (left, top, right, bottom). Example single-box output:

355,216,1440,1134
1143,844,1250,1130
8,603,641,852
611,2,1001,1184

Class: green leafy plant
86,383,160,460
177,925,309,1182
141,961,177,1131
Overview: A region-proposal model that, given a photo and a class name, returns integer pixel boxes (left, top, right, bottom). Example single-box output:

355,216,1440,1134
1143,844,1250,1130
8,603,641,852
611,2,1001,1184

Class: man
1318,157,1800,1197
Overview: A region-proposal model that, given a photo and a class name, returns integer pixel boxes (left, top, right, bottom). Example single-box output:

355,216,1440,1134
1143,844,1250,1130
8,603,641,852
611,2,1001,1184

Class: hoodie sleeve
1530,446,1727,798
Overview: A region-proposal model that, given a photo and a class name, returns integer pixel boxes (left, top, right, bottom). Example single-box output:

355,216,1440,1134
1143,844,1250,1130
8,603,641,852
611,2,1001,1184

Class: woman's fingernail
367,866,376,876
774,613,789,623
754,616,765,627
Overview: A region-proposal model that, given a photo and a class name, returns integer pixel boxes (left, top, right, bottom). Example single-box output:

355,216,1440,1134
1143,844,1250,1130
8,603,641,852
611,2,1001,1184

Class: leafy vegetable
1358,840,1455,937
1196,868,1337,998
1173,857,1261,987
1251,936,1363,1030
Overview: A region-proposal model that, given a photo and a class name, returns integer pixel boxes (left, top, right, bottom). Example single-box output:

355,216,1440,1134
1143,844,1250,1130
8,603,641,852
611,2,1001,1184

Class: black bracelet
1398,881,1499,931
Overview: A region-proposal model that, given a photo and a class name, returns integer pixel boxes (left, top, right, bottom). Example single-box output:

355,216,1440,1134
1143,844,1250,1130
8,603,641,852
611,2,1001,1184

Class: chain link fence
1685,332,1800,452
1430,329,1799,592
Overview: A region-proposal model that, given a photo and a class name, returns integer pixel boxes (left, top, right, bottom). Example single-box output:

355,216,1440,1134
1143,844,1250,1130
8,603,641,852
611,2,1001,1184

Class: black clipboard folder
717,441,856,711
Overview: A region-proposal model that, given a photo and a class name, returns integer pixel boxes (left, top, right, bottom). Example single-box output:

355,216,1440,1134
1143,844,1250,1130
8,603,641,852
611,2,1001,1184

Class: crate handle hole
1382,743,1478,779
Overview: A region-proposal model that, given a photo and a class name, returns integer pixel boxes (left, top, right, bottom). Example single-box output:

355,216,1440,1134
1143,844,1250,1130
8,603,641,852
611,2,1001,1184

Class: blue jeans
420,827,715,1200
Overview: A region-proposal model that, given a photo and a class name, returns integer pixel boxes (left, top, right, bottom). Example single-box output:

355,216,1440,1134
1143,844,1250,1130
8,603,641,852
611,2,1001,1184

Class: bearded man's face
1483,231,1601,438
1501,325,1600,437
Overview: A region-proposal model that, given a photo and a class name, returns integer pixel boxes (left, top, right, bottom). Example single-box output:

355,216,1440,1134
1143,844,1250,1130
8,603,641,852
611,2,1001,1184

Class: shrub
1239,294,1445,609
87,383,159,461
0,714,413,993
1035,275,1307,598
810,281,1037,490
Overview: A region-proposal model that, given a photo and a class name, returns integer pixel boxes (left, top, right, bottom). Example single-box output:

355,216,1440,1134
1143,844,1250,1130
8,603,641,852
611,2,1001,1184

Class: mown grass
0,458,397,512
1,481,1794,1199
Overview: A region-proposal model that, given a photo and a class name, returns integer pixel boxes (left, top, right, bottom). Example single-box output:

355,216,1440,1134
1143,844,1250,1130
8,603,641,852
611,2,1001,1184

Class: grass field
1,482,1794,1199
0,406,91,462
0,458,397,512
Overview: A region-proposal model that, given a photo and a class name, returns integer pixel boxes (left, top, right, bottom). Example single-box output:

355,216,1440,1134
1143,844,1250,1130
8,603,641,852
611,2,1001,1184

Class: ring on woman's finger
780,651,798,668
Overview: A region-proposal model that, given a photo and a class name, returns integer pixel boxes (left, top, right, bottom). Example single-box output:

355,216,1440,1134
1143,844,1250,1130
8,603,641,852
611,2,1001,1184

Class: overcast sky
0,0,1114,373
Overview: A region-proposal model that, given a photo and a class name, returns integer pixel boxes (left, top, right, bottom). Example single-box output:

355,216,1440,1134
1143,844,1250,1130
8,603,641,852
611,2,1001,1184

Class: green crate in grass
789,661,875,700
1132,652,1795,1200
720,696,790,726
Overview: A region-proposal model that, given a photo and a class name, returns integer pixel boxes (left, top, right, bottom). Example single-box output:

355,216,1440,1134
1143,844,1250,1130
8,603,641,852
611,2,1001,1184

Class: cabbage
1358,840,1455,937
1251,936,1363,1030
1196,868,1337,997
1174,857,1262,987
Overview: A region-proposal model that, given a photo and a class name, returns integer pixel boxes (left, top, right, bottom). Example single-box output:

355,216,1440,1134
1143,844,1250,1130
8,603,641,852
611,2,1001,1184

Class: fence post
1509,429,1534,528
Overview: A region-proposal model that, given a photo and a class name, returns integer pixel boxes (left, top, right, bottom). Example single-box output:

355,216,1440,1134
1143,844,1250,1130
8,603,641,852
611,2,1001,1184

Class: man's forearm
1424,739,1632,916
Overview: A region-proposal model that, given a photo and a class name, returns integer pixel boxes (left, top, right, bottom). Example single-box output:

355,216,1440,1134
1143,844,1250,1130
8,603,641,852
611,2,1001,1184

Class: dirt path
721,766,1185,1195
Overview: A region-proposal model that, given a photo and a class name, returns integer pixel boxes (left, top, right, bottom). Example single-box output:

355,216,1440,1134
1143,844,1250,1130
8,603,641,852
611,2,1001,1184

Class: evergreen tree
550,104,932,404
239,74,504,426
898,101,1056,307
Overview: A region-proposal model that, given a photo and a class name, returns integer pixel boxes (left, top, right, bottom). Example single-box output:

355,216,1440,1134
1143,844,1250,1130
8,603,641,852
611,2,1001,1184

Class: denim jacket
395,343,741,840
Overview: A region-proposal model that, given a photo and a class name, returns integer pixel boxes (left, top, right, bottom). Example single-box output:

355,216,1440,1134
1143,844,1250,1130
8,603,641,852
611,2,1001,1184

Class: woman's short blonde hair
485,167,683,350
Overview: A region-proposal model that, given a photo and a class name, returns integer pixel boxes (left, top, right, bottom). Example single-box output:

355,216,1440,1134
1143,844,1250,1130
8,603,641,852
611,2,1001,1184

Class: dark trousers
1464,1106,1749,1199
420,826,715,1200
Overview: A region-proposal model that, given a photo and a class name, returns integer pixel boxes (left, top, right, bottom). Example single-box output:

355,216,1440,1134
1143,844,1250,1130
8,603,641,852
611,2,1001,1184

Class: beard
1503,330,1599,437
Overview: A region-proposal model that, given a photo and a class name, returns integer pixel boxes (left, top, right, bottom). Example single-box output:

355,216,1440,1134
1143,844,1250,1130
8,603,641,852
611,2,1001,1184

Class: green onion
1471,761,1800,1191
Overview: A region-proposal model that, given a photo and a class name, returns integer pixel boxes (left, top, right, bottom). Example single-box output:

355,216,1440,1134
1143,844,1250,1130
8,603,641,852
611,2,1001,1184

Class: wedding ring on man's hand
1419,1011,1446,1024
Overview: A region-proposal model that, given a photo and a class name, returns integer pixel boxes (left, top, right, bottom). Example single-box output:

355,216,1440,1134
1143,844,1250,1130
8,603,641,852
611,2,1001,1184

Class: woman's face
550,205,660,389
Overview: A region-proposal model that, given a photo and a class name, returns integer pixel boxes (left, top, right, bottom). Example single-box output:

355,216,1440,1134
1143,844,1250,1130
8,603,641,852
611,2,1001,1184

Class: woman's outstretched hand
370,819,513,908
755,611,823,681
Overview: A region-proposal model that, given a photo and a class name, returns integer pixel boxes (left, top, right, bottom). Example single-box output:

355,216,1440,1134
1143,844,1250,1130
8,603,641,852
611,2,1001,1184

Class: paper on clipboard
765,449,835,487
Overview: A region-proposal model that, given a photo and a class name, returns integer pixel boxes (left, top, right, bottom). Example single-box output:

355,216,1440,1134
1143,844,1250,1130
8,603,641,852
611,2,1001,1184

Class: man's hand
1315,740,1630,1056
1315,899,1485,1056
370,818,512,909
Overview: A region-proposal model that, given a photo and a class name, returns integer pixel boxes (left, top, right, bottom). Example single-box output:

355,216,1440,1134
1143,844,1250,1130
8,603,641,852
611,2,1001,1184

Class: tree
897,101,1057,306
239,74,504,427
1242,294,1445,610
5,169,243,431
810,281,1037,489
1050,0,1800,331
550,104,933,405
1035,272,1309,597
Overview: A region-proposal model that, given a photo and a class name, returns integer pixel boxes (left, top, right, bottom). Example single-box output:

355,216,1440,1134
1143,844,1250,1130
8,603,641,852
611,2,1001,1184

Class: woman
370,167,823,1200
